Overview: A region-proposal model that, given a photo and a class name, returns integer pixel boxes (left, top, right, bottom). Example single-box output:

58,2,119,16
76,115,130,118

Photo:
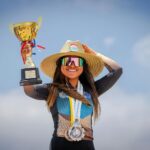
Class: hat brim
40,51,104,78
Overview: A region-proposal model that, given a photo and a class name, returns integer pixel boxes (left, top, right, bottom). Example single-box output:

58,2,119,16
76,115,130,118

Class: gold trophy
11,19,42,86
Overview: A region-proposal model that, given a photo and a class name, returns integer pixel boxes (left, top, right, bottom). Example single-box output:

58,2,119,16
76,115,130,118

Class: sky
0,0,150,150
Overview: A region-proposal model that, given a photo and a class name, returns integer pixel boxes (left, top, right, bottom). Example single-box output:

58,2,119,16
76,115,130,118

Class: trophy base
20,67,42,86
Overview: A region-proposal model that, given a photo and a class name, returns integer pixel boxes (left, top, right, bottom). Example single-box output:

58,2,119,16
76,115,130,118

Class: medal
65,119,85,141
65,81,85,141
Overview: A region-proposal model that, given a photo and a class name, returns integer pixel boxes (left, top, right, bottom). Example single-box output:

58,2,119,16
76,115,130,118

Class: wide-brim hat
40,40,104,78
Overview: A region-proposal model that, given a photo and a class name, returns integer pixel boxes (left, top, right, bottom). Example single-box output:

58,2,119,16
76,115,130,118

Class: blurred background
0,0,150,150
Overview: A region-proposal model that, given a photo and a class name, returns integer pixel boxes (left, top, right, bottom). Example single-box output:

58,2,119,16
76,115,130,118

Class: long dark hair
47,58,100,119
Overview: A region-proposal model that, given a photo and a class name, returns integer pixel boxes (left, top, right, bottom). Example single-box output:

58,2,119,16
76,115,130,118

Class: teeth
68,69,76,72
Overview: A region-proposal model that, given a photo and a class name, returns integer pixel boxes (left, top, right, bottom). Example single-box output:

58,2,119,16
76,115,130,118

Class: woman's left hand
82,44,97,55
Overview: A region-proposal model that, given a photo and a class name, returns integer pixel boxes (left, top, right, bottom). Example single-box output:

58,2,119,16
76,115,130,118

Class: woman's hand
82,44,97,55
82,44,107,60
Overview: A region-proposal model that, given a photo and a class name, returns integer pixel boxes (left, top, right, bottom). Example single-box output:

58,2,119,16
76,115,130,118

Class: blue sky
0,0,150,150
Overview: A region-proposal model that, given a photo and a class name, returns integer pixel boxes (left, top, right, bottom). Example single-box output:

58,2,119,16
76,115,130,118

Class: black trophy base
20,67,42,86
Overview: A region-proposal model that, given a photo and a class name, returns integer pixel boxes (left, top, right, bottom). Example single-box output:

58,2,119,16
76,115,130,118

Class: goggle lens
61,56,84,67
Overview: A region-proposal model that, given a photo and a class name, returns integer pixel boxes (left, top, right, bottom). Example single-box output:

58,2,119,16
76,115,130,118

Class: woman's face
60,56,84,80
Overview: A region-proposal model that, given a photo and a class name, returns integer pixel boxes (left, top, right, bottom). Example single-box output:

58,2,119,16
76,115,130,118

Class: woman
23,40,122,150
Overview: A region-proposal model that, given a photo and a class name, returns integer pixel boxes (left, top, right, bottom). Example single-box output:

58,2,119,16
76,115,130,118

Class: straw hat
40,40,104,78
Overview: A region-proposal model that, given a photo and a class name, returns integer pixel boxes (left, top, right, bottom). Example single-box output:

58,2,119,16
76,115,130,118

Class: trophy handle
9,24,15,35
35,17,42,32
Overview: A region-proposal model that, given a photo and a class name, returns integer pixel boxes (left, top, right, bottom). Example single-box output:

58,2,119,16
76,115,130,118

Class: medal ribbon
69,81,83,126
69,96,75,126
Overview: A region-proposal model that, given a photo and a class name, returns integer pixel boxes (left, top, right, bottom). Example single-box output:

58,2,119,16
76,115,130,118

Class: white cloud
103,37,116,50
0,87,150,150
94,87,150,150
0,88,52,150
133,35,150,68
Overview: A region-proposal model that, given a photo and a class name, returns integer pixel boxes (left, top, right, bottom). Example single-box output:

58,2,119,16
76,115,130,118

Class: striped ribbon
68,81,83,126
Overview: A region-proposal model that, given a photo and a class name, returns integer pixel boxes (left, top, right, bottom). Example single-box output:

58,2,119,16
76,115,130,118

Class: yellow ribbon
69,96,75,126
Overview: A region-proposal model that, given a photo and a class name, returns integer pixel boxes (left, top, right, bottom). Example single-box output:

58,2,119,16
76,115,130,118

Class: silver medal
65,119,85,141
65,82,85,141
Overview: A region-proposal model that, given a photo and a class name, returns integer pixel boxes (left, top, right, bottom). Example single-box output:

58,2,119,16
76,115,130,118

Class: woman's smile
61,65,83,79
66,68,78,72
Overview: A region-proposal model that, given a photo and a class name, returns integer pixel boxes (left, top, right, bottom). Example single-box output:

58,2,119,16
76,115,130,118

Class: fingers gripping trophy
11,19,42,86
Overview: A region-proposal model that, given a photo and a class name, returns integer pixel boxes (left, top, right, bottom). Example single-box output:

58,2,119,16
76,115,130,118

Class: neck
68,78,78,88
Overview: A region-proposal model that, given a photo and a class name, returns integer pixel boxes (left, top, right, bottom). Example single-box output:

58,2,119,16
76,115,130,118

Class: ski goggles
61,56,84,67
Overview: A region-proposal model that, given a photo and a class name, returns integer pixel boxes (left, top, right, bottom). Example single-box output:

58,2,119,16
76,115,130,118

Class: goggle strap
62,57,65,65
79,58,84,66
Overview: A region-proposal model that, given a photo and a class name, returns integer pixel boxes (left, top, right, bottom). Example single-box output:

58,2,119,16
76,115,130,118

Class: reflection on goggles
61,56,84,67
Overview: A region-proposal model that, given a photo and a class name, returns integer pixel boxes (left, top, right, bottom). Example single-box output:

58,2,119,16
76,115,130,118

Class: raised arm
82,44,123,96
94,53,122,96
23,84,49,100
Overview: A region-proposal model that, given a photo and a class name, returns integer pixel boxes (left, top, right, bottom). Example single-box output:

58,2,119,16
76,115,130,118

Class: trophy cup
11,19,42,86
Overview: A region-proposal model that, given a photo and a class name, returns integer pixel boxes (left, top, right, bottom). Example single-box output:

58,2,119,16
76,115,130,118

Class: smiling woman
23,40,122,150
